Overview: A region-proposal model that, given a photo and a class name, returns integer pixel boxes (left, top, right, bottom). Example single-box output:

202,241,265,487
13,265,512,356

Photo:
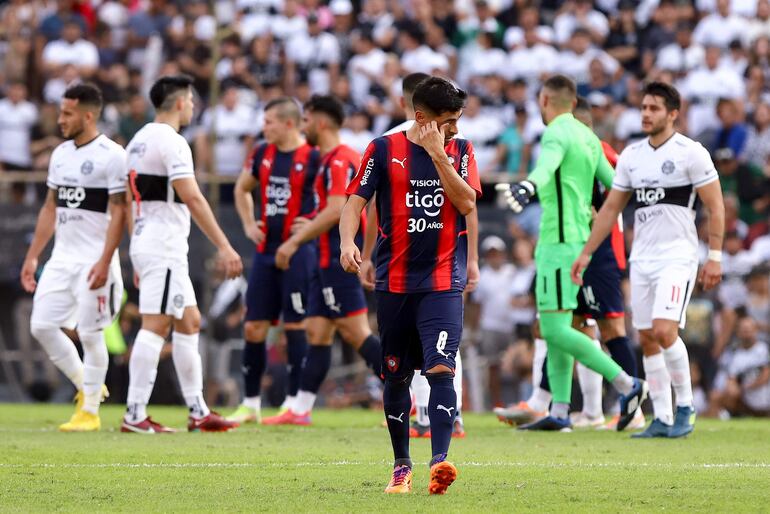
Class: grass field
1,404,770,513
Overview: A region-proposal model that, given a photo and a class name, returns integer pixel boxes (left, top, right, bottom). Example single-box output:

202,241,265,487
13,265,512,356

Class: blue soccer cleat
617,378,648,431
669,406,696,438
518,415,572,432
631,418,672,438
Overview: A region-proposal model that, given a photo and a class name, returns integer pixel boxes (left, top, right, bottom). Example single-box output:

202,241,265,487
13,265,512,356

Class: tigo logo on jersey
406,188,445,217
635,187,666,206
58,186,86,208
359,158,374,186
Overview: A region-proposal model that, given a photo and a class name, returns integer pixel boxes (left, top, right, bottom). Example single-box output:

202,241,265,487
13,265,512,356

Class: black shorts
574,258,625,320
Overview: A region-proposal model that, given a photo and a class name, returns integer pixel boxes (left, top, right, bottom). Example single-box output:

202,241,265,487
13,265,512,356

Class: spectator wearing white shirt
286,12,340,95
458,95,505,178
557,27,620,85
614,76,645,147
746,0,770,45
340,111,375,155
469,236,516,407
503,6,555,49
708,316,770,417
553,0,610,47
0,82,37,171
271,0,308,41
679,45,745,138
656,22,705,76
347,30,388,107
42,19,99,78
693,0,749,49
399,26,450,75
506,27,560,90
461,30,507,87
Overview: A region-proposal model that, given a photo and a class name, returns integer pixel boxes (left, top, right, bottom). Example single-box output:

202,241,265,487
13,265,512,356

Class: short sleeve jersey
347,131,482,293
246,142,320,254
126,122,195,260
612,132,719,263
48,134,126,264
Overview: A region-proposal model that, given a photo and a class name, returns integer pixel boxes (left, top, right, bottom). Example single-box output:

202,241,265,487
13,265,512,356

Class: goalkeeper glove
495,180,535,213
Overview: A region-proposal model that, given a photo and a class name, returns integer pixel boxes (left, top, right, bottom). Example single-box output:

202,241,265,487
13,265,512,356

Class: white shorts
31,258,123,332
131,253,196,320
629,260,698,330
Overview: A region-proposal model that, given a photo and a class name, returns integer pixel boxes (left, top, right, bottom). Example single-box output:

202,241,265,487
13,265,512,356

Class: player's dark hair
543,74,577,98
643,81,681,111
149,74,194,111
402,72,430,110
411,77,467,116
63,83,103,112
304,94,345,127
264,96,302,124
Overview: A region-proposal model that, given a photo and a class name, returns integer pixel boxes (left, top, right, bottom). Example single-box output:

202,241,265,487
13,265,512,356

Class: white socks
663,337,693,408
454,352,463,412
528,338,552,412
172,332,210,419
243,396,261,411
412,372,431,426
31,324,83,391
282,395,296,411
577,339,604,419
293,390,317,414
126,329,163,423
79,330,108,415
643,353,673,425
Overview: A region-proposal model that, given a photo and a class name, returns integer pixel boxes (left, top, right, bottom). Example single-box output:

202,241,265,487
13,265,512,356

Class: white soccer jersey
612,132,718,263
47,134,127,264
126,122,195,260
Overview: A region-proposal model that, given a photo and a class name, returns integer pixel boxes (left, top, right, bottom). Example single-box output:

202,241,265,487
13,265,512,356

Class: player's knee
384,372,413,389
175,307,201,334
336,322,368,348
652,324,678,347
598,318,626,341
30,322,56,341
638,330,659,355
244,321,268,341
79,331,108,367
426,364,454,375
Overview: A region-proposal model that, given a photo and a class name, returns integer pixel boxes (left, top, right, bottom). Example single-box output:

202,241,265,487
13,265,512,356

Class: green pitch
1,404,769,513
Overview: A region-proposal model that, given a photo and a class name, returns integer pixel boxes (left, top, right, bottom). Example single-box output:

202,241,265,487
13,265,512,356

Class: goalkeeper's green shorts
534,243,583,312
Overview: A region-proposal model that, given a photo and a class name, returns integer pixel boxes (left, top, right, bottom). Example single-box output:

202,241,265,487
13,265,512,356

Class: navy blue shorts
245,243,315,323
574,257,625,320
307,266,368,319
375,290,463,379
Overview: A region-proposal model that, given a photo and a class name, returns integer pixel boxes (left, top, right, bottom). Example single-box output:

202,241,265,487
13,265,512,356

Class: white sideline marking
0,462,769,470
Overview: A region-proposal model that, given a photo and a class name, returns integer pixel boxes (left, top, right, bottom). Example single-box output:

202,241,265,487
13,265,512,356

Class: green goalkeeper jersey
529,113,614,245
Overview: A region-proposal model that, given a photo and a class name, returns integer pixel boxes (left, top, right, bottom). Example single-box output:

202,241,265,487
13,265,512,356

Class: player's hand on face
698,260,722,291
275,240,298,271
495,181,535,213
217,245,244,279
290,216,310,234
359,258,375,290
245,220,266,245
340,243,362,274
20,257,38,293
570,253,591,286
419,121,447,157
87,258,110,290
466,259,480,292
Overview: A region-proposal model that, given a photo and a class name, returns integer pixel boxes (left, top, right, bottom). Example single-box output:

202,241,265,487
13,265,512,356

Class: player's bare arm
20,188,57,293
173,176,243,278
88,192,126,290
234,168,265,245
275,194,346,270
419,121,475,215
571,188,632,285
360,198,377,290
339,194,367,274
465,208,479,292
696,179,725,291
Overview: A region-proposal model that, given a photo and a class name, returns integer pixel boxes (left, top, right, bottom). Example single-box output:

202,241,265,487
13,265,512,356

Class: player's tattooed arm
571,188,632,285
21,188,58,293
696,179,725,291
88,192,127,289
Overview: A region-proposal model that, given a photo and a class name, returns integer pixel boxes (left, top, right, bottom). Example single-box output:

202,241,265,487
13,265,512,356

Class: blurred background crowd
0,0,767,418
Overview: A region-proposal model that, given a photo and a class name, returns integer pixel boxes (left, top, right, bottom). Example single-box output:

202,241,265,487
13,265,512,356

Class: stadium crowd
0,0,768,418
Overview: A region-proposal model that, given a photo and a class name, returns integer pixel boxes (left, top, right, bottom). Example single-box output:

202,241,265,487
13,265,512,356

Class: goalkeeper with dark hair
496,75,647,431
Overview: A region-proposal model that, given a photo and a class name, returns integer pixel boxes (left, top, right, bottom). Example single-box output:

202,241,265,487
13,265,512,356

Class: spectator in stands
557,27,619,85
553,0,610,46
458,94,505,178
716,147,768,224
714,98,749,156
605,0,643,76
745,102,770,170
707,315,770,418
339,110,374,155
0,82,37,173
747,0,770,44
470,236,516,408
488,104,527,176
42,19,99,79
286,12,341,95
655,22,705,77
693,0,749,49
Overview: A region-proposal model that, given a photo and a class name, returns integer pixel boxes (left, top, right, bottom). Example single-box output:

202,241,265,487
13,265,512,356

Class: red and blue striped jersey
592,141,626,270
246,142,320,254
316,144,366,270
346,131,481,293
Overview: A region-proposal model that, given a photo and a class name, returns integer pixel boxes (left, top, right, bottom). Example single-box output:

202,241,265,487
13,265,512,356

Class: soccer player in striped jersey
228,97,320,424
341,77,480,495
261,95,382,425
22,84,125,432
